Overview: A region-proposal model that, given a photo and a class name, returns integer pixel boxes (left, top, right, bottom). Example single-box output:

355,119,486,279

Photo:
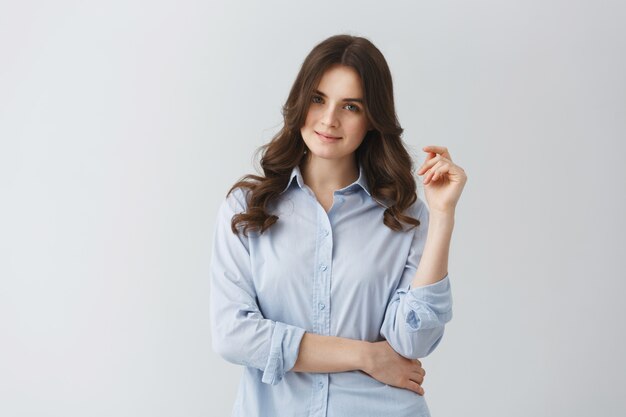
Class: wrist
357,341,374,373
429,210,455,230
429,207,455,220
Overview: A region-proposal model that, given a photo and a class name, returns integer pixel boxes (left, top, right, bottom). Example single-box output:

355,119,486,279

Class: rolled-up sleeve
379,200,453,359
209,188,306,385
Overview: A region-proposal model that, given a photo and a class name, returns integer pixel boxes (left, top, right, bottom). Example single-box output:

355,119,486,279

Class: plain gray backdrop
1,0,625,416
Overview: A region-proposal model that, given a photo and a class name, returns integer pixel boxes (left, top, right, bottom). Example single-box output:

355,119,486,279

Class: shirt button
320,265,327,271
319,303,325,310
323,230,329,237
318,381,324,388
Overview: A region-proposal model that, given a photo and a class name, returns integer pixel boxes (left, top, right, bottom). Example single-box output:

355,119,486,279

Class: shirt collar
279,163,371,196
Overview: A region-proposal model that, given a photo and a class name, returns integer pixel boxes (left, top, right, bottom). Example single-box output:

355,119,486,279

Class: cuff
261,322,306,385
400,274,453,332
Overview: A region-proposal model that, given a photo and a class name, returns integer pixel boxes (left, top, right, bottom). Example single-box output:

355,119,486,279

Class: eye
311,95,323,104
344,103,360,112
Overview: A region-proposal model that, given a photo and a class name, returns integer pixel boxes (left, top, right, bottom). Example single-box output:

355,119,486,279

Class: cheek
303,108,320,127
345,118,369,136
301,112,317,140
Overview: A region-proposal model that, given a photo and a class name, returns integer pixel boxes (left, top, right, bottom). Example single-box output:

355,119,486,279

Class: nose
321,104,339,128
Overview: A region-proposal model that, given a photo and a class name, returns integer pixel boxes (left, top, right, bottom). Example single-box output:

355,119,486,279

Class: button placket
312,205,332,417
319,226,332,336
314,205,333,335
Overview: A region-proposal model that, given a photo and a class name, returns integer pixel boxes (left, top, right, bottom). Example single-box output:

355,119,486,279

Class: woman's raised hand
417,145,467,214
362,340,426,395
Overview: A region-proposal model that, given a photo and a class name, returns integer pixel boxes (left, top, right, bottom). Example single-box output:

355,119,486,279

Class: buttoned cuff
400,274,453,331
261,322,306,385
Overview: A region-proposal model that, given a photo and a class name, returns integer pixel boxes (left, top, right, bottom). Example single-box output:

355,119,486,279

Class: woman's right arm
291,332,366,373
210,192,306,386
293,333,426,395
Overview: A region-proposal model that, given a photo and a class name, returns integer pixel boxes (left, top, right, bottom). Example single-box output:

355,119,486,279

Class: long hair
228,34,420,236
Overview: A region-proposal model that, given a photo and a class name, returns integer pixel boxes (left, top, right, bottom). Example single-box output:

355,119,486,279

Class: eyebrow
314,89,364,103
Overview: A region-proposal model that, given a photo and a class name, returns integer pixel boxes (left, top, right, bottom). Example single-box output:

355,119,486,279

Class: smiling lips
315,131,341,140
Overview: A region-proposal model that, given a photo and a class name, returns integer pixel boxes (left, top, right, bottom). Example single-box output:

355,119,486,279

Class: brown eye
311,95,323,104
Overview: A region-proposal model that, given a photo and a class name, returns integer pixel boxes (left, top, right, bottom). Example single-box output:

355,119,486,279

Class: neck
300,154,359,193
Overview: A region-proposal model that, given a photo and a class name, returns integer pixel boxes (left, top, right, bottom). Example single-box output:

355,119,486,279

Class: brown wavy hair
228,34,420,236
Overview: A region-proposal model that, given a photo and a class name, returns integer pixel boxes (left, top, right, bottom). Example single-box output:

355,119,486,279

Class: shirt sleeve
379,199,453,359
209,188,306,385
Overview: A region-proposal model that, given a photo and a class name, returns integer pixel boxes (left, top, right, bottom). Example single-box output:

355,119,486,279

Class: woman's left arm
380,145,467,359
412,145,467,287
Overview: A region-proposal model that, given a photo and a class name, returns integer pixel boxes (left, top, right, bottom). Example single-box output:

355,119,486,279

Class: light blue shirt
210,163,453,417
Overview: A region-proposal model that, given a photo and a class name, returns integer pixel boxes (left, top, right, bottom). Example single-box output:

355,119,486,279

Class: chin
309,149,352,161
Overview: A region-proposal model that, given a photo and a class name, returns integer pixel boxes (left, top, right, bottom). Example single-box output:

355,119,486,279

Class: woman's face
300,64,372,164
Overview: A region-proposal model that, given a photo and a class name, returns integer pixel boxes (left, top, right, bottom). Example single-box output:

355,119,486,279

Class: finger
424,160,450,184
423,145,452,161
423,167,436,184
418,154,455,176
422,145,450,157
410,371,424,384
417,152,437,175
405,380,424,396
430,161,451,182
417,154,442,175
412,365,425,377
433,161,468,184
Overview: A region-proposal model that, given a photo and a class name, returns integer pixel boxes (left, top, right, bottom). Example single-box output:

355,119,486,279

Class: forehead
316,65,363,97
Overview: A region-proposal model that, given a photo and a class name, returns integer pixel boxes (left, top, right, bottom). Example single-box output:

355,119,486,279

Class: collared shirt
210,163,453,417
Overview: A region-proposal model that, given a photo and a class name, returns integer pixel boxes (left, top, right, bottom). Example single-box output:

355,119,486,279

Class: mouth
315,130,341,141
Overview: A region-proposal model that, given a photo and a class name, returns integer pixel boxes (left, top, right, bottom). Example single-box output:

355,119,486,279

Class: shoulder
392,192,427,220
402,194,429,233
221,186,251,214
214,187,253,231
410,195,428,220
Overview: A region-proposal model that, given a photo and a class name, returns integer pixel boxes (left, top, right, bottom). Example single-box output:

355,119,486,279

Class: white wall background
1,0,625,416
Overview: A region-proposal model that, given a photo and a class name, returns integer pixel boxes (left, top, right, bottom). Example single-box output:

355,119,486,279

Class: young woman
210,34,467,417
